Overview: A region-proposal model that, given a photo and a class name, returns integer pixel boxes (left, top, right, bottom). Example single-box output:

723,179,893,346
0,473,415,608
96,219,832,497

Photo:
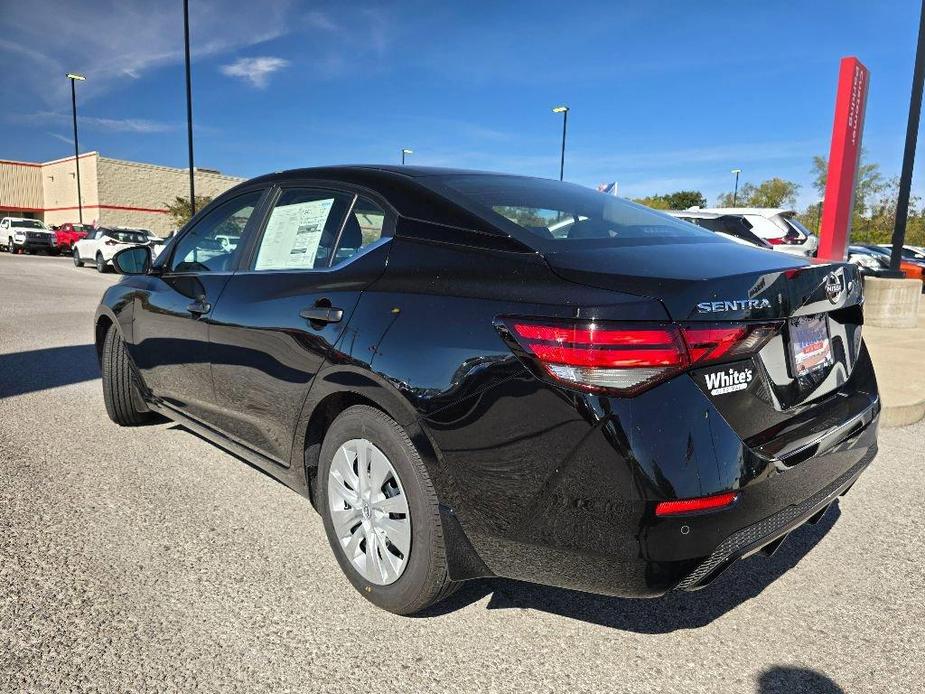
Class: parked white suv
695,208,818,257
73,227,153,273
1,217,56,254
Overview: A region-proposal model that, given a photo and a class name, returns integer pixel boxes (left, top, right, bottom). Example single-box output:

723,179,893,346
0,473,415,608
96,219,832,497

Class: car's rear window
428,174,718,249
106,230,149,244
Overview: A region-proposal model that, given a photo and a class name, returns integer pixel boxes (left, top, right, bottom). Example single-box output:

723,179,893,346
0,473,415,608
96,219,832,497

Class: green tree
716,178,799,208
493,205,552,227
165,194,213,229
811,151,883,217
633,190,706,210
633,195,671,210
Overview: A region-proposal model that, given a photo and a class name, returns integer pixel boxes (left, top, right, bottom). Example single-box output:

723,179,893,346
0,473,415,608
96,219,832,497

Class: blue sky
0,0,922,209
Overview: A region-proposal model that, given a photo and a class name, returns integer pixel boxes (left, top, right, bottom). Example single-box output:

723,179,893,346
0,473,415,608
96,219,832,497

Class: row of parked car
0,216,168,272
666,207,925,287
3,207,924,281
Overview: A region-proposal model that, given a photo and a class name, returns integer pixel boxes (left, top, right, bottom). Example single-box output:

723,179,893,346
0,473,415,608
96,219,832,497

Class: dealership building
0,153,244,236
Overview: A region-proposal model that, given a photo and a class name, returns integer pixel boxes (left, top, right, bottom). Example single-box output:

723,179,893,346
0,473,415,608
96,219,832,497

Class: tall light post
889,0,925,273
731,168,742,206
552,105,569,181
66,73,86,224
401,148,413,165
183,0,196,217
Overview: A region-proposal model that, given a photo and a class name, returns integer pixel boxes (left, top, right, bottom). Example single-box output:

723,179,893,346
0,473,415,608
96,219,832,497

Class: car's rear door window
331,196,389,266
252,188,353,271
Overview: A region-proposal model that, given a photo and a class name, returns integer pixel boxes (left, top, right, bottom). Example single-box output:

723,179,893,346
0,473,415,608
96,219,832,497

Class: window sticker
255,198,335,270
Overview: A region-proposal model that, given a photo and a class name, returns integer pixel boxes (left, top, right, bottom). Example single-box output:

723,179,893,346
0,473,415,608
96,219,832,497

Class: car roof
666,210,723,219
697,207,795,217
245,164,546,188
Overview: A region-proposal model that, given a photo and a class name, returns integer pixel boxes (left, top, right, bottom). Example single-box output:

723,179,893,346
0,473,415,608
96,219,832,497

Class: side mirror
112,245,152,275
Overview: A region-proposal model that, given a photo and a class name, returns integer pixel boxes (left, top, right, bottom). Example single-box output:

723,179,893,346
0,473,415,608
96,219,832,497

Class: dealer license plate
789,314,833,377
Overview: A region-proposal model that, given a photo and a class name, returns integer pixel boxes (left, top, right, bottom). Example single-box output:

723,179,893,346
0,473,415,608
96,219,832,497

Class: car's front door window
169,191,263,273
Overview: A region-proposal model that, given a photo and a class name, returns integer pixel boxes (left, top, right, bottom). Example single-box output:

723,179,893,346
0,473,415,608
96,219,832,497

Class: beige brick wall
96,157,244,236
1,152,245,234
42,154,100,226
0,159,43,212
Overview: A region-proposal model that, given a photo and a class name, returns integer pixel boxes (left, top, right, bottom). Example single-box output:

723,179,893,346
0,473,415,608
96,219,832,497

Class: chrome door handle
299,307,344,324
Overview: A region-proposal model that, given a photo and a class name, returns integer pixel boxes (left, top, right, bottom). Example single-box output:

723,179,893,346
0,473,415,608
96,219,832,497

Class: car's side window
332,196,389,266
169,191,263,274
252,188,353,271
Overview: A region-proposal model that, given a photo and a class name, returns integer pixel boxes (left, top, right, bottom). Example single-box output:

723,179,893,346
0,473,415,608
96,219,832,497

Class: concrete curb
881,399,925,428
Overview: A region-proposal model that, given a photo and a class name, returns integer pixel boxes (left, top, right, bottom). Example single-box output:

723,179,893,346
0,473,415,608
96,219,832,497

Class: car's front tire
101,325,152,426
73,247,83,267
96,253,108,273
318,405,457,614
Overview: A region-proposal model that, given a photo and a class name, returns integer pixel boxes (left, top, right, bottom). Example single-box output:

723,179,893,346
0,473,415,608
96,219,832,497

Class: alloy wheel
327,438,411,585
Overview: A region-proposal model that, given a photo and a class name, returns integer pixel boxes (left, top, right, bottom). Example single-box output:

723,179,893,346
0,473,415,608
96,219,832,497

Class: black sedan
96,166,879,614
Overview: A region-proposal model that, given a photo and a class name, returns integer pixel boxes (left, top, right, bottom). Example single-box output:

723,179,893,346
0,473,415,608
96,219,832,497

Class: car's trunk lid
542,241,873,456
541,241,840,321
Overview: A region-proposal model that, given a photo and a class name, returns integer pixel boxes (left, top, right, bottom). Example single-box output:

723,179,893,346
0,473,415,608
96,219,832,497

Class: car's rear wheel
96,253,108,273
318,405,457,614
101,325,152,426
73,247,83,267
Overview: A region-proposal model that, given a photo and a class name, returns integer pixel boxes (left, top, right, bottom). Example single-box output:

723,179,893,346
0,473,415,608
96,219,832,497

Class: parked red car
53,223,94,253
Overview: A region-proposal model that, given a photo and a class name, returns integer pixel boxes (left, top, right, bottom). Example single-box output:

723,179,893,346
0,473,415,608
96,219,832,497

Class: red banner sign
818,57,870,260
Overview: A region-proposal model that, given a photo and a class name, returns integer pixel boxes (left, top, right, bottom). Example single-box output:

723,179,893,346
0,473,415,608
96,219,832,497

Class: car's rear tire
318,405,457,615
73,247,83,267
101,325,152,427
96,253,108,273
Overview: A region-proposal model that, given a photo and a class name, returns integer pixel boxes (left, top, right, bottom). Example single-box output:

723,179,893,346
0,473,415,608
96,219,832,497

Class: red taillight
766,236,786,245
682,324,780,365
655,491,739,516
501,318,779,395
509,321,688,394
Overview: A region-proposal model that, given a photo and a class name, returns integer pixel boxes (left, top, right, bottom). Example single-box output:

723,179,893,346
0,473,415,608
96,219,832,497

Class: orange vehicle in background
900,260,924,281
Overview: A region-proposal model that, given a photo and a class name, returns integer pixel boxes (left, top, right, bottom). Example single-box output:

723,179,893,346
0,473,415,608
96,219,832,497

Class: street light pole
731,168,742,206
889,0,925,273
401,148,413,165
553,105,569,181
66,73,86,224
183,0,196,218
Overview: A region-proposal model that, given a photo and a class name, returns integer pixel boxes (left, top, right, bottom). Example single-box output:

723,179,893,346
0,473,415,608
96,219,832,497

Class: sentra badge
697,298,771,313
704,366,753,395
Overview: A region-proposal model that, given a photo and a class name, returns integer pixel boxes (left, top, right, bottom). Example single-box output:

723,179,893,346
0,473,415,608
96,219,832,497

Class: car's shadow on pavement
756,666,844,693
417,505,841,633
0,344,99,398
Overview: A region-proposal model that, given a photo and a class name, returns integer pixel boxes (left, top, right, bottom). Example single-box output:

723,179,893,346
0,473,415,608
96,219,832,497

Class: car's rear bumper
674,443,875,591
431,354,879,597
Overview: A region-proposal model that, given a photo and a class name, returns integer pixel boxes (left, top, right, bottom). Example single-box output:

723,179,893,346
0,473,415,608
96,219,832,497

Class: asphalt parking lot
1,252,923,693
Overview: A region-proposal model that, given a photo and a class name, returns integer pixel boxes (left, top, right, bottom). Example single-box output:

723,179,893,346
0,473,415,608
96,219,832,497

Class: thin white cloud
16,111,176,134
81,115,175,133
304,10,339,32
0,0,293,105
47,132,73,145
220,56,291,88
